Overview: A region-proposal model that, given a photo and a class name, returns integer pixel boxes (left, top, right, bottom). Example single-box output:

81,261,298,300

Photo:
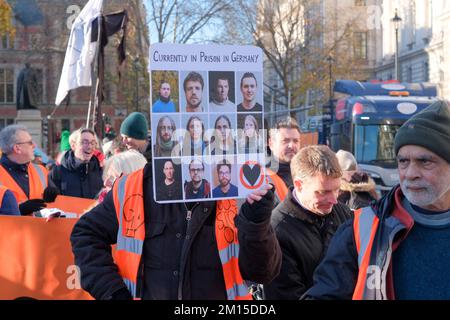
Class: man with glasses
184,159,211,199
212,161,238,198
48,127,103,199
0,124,48,215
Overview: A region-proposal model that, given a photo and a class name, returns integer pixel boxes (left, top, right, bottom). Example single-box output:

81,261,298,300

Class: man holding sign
71,44,281,300
71,163,281,300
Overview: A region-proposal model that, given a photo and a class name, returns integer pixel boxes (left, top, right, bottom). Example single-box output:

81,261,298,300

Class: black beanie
394,100,450,163
120,112,148,140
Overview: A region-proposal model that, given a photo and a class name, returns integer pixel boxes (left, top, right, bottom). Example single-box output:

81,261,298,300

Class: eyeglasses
16,140,34,146
81,140,97,146
189,168,204,173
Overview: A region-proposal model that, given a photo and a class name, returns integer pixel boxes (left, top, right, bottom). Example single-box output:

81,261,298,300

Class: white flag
55,0,103,106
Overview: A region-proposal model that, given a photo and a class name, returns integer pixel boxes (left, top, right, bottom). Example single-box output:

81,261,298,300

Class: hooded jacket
338,171,379,210
48,150,103,199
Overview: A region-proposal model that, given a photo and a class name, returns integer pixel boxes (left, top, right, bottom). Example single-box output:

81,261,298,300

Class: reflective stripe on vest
352,207,380,300
215,199,252,300
0,163,48,203
0,186,7,206
112,172,251,300
265,168,288,202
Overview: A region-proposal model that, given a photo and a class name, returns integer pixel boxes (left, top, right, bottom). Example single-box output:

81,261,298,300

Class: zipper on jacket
177,202,199,300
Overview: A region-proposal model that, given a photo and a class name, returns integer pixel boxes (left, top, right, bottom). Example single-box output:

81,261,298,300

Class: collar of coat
280,187,332,225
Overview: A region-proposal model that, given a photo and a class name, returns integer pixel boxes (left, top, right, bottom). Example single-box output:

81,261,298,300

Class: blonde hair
291,145,342,181
102,149,147,181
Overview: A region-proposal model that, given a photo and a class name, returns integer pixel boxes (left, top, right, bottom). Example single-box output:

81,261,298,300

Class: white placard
149,44,265,203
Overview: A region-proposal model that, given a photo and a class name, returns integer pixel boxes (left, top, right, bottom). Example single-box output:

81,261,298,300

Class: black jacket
264,188,353,300
70,164,281,300
48,151,103,199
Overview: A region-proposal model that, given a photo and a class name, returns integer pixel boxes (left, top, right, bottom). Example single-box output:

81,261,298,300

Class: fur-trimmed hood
340,171,377,193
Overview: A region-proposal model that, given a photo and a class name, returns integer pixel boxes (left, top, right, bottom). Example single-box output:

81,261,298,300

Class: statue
16,63,39,110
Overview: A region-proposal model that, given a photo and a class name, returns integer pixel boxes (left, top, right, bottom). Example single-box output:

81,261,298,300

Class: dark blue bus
329,80,438,194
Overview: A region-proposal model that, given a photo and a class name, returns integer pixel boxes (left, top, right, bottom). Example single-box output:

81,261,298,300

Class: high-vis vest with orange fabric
112,169,252,300
352,207,380,300
0,163,48,203
265,168,288,202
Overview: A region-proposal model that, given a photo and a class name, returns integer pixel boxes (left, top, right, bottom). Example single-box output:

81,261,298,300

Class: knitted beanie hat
120,112,148,140
394,100,450,163
60,130,71,152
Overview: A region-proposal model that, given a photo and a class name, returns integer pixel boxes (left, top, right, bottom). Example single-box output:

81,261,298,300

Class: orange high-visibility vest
0,163,48,203
112,169,252,300
265,168,288,202
352,207,380,300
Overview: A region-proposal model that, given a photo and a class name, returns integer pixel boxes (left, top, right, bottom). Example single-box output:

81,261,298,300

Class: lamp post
392,9,402,81
326,55,334,120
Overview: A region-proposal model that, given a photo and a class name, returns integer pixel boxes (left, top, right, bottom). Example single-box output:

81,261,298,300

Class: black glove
109,287,133,300
240,184,276,223
19,199,46,216
43,186,60,203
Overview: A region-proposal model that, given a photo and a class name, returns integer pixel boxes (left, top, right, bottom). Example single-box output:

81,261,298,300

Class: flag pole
87,3,104,131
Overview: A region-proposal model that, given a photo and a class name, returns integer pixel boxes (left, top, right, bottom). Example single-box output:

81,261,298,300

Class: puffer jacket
48,150,103,199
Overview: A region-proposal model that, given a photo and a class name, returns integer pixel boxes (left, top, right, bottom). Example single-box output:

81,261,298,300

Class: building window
354,32,368,60
0,35,14,49
0,68,14,103
0,119,14,130
423,62,429,82
355,0,366,6
407,66,413,83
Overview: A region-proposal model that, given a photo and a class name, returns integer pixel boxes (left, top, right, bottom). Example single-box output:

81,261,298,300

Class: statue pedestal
16,110,43,148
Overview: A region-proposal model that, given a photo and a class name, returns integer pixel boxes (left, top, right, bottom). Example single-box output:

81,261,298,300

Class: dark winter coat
264,188,353,300
48,151,103,199
338,171,379,210
70,164,281,300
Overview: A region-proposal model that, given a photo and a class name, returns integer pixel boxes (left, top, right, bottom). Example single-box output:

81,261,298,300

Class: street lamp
326,55,334,120
392,9,402,81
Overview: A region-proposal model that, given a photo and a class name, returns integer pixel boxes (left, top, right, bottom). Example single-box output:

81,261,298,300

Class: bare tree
223,0,371,109
146,0,233,43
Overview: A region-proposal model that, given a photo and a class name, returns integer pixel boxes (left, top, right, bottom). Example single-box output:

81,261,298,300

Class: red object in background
93,149,105,166
335,99,347,120
352,102,364,116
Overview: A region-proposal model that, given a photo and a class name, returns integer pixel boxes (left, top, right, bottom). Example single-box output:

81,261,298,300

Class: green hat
394,100,450,163
60,130,71,152
120,112,148,140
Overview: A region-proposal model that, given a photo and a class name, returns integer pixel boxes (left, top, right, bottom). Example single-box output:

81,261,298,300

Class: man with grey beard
303,100,450,300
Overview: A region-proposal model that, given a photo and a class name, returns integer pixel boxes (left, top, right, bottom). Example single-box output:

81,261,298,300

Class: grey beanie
394,100,450,163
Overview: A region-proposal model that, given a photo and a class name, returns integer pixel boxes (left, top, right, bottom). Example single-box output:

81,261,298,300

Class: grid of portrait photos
150,45,265,203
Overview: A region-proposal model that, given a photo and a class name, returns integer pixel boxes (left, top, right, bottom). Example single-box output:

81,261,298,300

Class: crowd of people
0,99,448,300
